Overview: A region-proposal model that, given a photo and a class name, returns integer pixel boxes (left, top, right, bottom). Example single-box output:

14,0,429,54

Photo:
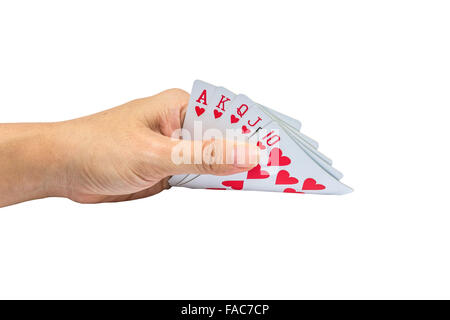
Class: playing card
174,97,276,186
181,80,218,138
170,82,241,186
228,95,273,136
170,88,306,187
170,93,330,186
169,80,351,194
207,86,236,125
258,105,319,149
255,105,339,177
179,122,352,195
258,104,302,131
282,125,343,180
252,103,338,175
168,80,219,186
189,81,302,132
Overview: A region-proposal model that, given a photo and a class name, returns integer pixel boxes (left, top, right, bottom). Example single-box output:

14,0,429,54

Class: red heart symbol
256,141,266,150
230,114,239,124
242,125,251,134
302,178,326,190
268,148,291,166
283,188,304,194
222,180,244,190
276,170,299,185
246,164,270,179
214,109,223,119
195,106,205,117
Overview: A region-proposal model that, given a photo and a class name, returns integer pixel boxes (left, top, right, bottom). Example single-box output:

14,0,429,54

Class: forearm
0,123,67,207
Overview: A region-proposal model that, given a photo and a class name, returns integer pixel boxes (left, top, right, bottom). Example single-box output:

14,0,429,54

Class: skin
0,88,259,207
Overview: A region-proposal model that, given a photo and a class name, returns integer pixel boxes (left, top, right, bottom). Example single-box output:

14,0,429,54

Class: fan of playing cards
169,80,352,195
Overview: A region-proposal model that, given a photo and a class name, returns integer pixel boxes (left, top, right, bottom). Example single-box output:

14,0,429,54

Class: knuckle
202,140,216,160
168,88,189,96
161,88,189,100
199,140,223,174
200,162,216,175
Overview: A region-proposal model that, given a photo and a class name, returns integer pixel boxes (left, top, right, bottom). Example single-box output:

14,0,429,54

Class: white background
0,0,449,299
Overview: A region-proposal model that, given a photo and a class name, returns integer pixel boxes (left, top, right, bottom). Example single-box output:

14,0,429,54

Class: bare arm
0,89,259,207
0,123,67,206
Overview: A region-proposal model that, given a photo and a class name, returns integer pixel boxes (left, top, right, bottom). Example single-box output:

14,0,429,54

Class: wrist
0,122,70,206
32,122,71,199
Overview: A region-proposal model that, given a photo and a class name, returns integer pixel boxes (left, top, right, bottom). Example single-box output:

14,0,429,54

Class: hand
0,89,259,207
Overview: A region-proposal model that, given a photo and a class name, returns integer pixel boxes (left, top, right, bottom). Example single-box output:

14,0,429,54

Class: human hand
0,89,259,207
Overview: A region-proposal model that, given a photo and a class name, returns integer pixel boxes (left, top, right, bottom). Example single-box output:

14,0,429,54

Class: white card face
259,105,302,131
179,122,352,195
170,81,226,187
171,98,320,186
282,125,333,164
282,127,343,180
170,81,220,187
173,99,275,187
296,132,319,150
254,116,341,180
252,105,333,170
176,86,237,186
259,107,319,149
230,97,274,138
206,86,236,128
169,80,350,191
182,80,218,138
188,81,302,133
222,94,255,130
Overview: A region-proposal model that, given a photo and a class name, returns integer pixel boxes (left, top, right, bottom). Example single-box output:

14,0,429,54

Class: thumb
155,135,260,176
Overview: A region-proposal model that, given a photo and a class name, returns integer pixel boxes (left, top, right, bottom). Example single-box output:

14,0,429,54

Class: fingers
140,89,259,177
78,179,170,203
154,134,260,176
112,179,170,202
